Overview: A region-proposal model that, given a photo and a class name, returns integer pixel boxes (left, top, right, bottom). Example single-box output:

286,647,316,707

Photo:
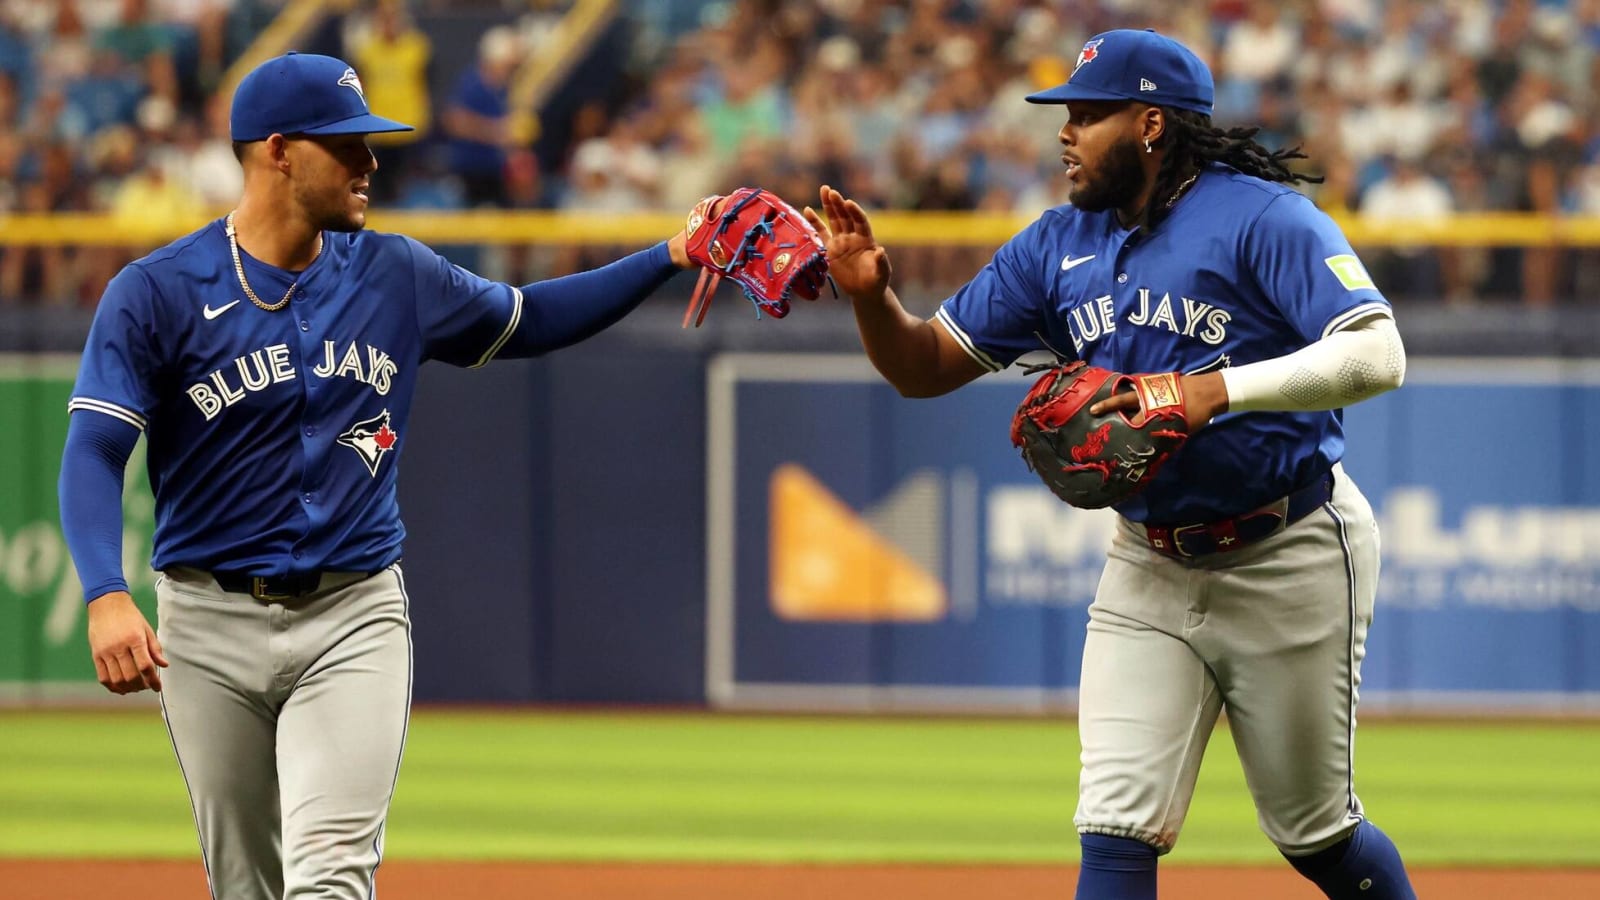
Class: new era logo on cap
1024,29,1214,116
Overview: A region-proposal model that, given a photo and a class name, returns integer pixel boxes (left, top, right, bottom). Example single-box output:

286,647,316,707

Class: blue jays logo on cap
231,52,413,142
1026,29,1214,116
1074,39,1103,73
337,68,365,102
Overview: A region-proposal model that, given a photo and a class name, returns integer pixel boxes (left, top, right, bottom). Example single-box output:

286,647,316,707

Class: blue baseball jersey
938,163,1390,523
70,218,524,576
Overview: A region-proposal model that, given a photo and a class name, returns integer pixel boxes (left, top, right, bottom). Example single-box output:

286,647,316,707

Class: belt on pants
209,570,371,602
1142,472,1335,559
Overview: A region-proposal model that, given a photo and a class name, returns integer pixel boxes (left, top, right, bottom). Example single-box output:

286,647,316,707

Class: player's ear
263,134,292,173
1140,105,1165,151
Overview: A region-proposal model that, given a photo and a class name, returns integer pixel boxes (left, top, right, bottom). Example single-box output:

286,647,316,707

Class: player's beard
1068,134,1147,214
296,181,367,233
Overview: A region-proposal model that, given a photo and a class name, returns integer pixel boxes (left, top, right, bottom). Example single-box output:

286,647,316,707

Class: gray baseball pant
155,565,413,899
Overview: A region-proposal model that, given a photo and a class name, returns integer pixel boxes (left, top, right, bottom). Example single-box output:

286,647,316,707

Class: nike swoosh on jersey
1060,254,1096,272
203,300,241,320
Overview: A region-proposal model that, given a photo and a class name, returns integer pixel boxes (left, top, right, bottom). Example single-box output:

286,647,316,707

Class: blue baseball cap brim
1024,82,1213,114
1024,83,1138,106
294,112,415,137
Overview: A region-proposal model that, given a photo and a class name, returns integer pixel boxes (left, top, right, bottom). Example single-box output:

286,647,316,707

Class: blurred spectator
35,1,95,89
13,0,1600,308
0,8,29,91
347,0,431,205
1359,156,1453,298
152,0,232,96
1222,1,1297,85
441,24,521,208
175,93,242,210
96,0,179,104
1,140,90,305
110,148,202,225
656,112,724,211
69,49,146,141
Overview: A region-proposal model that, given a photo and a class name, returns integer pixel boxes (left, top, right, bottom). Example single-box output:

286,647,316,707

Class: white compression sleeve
1220,314,1406,413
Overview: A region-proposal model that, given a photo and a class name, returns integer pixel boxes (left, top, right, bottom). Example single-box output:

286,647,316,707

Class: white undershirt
1220,313,1406,412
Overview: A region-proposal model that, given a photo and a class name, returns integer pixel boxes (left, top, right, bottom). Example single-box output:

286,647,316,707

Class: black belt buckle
250,576,298,602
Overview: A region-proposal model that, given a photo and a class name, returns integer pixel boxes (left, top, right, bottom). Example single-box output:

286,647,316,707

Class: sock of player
1075,833,1158,900
1285,820,1417,900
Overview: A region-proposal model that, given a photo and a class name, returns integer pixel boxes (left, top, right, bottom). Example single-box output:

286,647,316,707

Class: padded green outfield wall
0,357,156,700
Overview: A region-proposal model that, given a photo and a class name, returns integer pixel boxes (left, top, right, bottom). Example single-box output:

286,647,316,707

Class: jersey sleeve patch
935,307,1004,373
67,397,148,431
470,284,523,368
1324,254,1376,291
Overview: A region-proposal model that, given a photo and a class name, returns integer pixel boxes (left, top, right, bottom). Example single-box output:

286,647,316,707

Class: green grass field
2,710,1597,866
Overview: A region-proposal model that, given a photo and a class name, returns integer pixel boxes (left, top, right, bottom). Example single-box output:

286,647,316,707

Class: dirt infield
5,859,1600,899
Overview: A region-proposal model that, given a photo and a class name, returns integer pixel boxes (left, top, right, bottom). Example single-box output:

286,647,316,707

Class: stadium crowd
6,0,1600,306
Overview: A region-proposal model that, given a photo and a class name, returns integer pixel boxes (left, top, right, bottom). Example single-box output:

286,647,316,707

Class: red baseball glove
1010,361,1190,509
681,187,832,327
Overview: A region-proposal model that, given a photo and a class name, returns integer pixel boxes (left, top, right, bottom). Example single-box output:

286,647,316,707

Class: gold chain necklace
225,211,320,312
1165,172,1200,209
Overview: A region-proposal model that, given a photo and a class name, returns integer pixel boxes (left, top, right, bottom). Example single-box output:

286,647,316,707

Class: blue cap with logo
1025,29,1214,116
230,52,415,141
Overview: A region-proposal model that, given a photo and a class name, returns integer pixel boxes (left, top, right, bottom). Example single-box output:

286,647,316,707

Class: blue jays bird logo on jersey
1074,39,1103,73
337,409,397,476
338,68,365,103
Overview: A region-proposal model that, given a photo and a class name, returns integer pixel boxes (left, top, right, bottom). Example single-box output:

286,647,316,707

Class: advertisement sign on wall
707,355,1600,712
0,357,157,701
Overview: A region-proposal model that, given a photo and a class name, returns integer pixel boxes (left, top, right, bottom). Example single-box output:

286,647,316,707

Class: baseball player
804,29,1417,900
58,52,704,899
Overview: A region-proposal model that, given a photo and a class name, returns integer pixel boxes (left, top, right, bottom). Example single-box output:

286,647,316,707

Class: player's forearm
849,287,953,398
501,242,680,357
59,412,140,602
1220,314,1406,412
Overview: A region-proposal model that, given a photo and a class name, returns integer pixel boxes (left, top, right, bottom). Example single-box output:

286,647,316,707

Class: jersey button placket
1112,241,1137,358
293,295,319,567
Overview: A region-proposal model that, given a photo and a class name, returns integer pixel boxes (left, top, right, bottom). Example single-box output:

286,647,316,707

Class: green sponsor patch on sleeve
1324,254,1376,291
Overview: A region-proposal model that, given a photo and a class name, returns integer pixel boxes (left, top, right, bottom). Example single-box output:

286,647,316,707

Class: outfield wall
3,341,1598,712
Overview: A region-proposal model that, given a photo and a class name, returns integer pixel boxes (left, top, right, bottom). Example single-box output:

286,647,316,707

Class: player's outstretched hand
87,591,168,694
805,185,890,302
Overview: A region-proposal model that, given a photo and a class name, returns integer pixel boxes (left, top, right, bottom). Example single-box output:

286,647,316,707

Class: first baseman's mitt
681,187,832,327
1010,361,1190,509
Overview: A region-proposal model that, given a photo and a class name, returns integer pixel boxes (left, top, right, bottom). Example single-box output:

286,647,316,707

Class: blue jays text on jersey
937,162,1391,524
69,218,526,578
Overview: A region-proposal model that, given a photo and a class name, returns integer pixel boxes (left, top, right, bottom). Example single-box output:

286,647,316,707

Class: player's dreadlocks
1148,108,1323,231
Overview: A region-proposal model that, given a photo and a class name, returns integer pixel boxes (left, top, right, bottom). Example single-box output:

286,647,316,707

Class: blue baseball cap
230,52,414,141
1026,29,1214,116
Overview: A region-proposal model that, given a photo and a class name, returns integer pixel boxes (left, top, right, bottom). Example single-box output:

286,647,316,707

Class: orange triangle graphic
768,463,948,622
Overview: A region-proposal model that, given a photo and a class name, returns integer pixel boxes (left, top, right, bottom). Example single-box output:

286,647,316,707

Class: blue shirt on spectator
446,65,508,178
